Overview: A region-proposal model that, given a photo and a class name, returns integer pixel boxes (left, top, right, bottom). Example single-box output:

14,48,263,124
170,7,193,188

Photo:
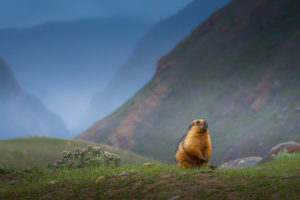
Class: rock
260,141,300,163
160,172,172,179
48,180,57,185
143,163,154,167
129,169,137,174
296,107,300,112
95,176,105,183
9,180,19,185
281,107,289,112
118,170,137,177
118,171,128,176
219,157,263,169
168,195,181,200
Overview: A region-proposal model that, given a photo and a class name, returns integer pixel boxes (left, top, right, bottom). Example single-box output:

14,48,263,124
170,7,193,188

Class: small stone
168,195,181,200
118,171,128,176
143,163,154,167
160,173,172,179
220,157,262,169
129,169,137,174
48,180,57,185
9,180,19,185
281,107,289,112
95,176,105,183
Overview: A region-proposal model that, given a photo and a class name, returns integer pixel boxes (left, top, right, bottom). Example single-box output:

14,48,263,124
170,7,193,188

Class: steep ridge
0,58,69,139
81,0,230,128
79,0,300,164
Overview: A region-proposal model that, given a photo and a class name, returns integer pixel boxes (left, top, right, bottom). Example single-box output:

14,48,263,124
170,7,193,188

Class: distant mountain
78,0,300,164
0,0,192,28
81,0,230,129
0,18,151,129
0,58,69,139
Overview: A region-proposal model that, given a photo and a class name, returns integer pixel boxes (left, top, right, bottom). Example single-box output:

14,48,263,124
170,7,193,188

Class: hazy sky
0,0,193,28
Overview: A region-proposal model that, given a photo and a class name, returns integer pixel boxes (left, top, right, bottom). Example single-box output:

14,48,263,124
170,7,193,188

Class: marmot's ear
190,121,195,127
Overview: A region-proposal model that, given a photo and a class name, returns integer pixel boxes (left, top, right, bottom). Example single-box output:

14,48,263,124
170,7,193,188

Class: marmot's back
175,119,212,168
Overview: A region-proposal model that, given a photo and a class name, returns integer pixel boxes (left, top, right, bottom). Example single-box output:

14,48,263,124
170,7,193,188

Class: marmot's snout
203,120,208,129
197,120,208,132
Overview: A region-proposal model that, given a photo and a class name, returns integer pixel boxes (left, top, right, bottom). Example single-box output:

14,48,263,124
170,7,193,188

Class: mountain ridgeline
81,0,230,128
0,58,69,139
78,0,300,164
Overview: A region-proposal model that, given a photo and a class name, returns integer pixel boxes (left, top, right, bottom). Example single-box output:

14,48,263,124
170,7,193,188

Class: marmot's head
189,119,208,133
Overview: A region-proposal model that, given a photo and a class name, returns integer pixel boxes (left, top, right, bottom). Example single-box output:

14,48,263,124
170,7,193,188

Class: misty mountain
0,18,151,130
81,0,230,129
0,58,69,139
0,0,192,28
78,0,300,164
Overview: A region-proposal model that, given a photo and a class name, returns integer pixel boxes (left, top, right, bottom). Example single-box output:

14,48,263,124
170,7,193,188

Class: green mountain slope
0,137,153,168
78,0,300,164
81,0,230,128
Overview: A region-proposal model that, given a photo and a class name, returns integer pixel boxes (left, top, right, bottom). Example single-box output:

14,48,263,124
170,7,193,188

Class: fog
0,0,227,137
0,0,192,28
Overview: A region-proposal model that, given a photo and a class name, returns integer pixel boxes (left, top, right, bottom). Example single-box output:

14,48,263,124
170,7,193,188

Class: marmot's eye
196,121,201,125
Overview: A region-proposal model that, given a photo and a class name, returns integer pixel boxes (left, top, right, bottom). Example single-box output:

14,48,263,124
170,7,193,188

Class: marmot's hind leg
177,160,193,169
201,162,210,168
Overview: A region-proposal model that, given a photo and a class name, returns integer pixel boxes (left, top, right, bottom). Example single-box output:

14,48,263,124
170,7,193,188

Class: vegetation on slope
78,0,300,164
1,153,299,199
82,0,230,127
0,137,153,168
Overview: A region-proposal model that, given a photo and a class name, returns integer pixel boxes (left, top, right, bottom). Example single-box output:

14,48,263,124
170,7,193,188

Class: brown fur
175,119,212,169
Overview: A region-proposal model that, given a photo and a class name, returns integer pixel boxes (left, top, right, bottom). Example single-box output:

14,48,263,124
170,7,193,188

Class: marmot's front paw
199,157,208,162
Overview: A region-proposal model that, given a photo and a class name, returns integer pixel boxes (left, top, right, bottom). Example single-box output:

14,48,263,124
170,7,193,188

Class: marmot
175,119,212,168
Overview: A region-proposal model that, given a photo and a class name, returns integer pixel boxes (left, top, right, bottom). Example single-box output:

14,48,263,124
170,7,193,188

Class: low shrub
271,148,295,160
50,145,120,169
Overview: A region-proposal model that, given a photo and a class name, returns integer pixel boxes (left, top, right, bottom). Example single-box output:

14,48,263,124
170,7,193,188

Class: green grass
0,137,154,168
1,153,299,199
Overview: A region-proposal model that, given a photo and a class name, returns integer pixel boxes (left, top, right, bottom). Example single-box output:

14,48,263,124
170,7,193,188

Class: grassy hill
78,0,300,164
0,137,153,168
1,153,299,199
